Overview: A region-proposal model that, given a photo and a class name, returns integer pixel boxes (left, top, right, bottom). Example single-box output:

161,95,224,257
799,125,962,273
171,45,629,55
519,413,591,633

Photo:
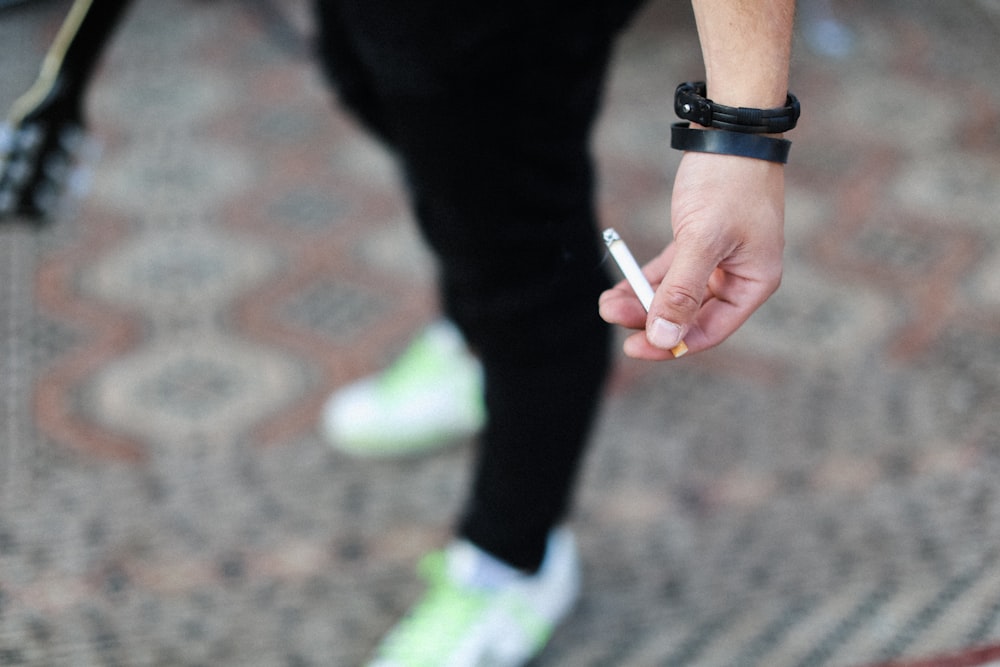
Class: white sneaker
321,320,486,457
367,529,580,667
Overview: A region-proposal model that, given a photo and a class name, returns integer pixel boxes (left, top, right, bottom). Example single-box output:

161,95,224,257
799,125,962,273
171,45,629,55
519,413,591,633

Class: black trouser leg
313,0,644,572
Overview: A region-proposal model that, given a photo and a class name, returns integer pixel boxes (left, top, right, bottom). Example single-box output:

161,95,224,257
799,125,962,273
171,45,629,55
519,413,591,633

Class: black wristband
670,123,791,164
675,81,800,134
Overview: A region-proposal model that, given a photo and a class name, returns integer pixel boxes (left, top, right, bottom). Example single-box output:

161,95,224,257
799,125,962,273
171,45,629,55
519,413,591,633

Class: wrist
671,80,799,164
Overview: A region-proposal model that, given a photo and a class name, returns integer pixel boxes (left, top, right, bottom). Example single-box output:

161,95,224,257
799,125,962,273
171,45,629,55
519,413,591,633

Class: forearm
599,1,798,358
690,0,796,109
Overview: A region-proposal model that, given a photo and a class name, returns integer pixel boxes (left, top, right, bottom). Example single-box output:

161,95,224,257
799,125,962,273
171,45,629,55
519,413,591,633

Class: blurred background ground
2,1,1000,665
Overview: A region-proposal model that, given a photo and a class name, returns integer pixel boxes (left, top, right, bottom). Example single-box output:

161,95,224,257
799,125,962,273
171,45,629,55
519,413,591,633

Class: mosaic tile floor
2,0,1000,665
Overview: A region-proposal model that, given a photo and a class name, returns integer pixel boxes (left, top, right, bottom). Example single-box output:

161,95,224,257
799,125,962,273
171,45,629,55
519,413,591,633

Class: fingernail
649,318,684,350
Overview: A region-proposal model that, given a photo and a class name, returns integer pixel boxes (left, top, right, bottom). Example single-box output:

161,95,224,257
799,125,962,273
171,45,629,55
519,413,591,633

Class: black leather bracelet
675,81,800,134
670,123,791,164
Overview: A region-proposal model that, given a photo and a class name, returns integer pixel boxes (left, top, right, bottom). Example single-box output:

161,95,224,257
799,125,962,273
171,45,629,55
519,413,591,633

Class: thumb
646,240,718,351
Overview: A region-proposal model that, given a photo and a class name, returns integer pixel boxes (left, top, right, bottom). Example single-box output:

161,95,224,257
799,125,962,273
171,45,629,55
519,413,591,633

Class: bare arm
600,0,797,359
692,0,795,108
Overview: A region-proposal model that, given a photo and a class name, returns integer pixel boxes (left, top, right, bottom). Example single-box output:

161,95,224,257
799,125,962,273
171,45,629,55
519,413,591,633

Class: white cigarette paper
602,228,688,358
603,228,654,310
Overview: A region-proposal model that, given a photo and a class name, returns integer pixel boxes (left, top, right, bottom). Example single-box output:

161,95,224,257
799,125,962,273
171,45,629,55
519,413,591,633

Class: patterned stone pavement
1,0,1000,665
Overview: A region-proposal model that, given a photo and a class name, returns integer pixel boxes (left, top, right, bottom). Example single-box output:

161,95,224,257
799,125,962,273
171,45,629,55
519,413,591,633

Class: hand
599,150,785,360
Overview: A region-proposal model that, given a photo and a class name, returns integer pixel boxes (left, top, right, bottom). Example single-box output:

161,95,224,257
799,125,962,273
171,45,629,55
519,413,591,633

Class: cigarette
602,228,688,358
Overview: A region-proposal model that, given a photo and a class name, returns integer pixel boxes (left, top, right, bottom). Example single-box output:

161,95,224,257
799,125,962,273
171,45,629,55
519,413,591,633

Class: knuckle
664,284,702,315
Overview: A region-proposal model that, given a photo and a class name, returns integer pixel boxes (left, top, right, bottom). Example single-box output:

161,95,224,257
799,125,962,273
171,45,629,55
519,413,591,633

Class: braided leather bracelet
675,81,800,134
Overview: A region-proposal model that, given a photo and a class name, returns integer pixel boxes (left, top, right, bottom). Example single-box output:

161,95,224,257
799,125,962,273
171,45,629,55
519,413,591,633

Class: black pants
314,0,645,571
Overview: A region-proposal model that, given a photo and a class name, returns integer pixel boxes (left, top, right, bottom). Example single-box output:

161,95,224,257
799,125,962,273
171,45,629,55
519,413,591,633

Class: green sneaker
367,529,580,667
321,320,486,457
